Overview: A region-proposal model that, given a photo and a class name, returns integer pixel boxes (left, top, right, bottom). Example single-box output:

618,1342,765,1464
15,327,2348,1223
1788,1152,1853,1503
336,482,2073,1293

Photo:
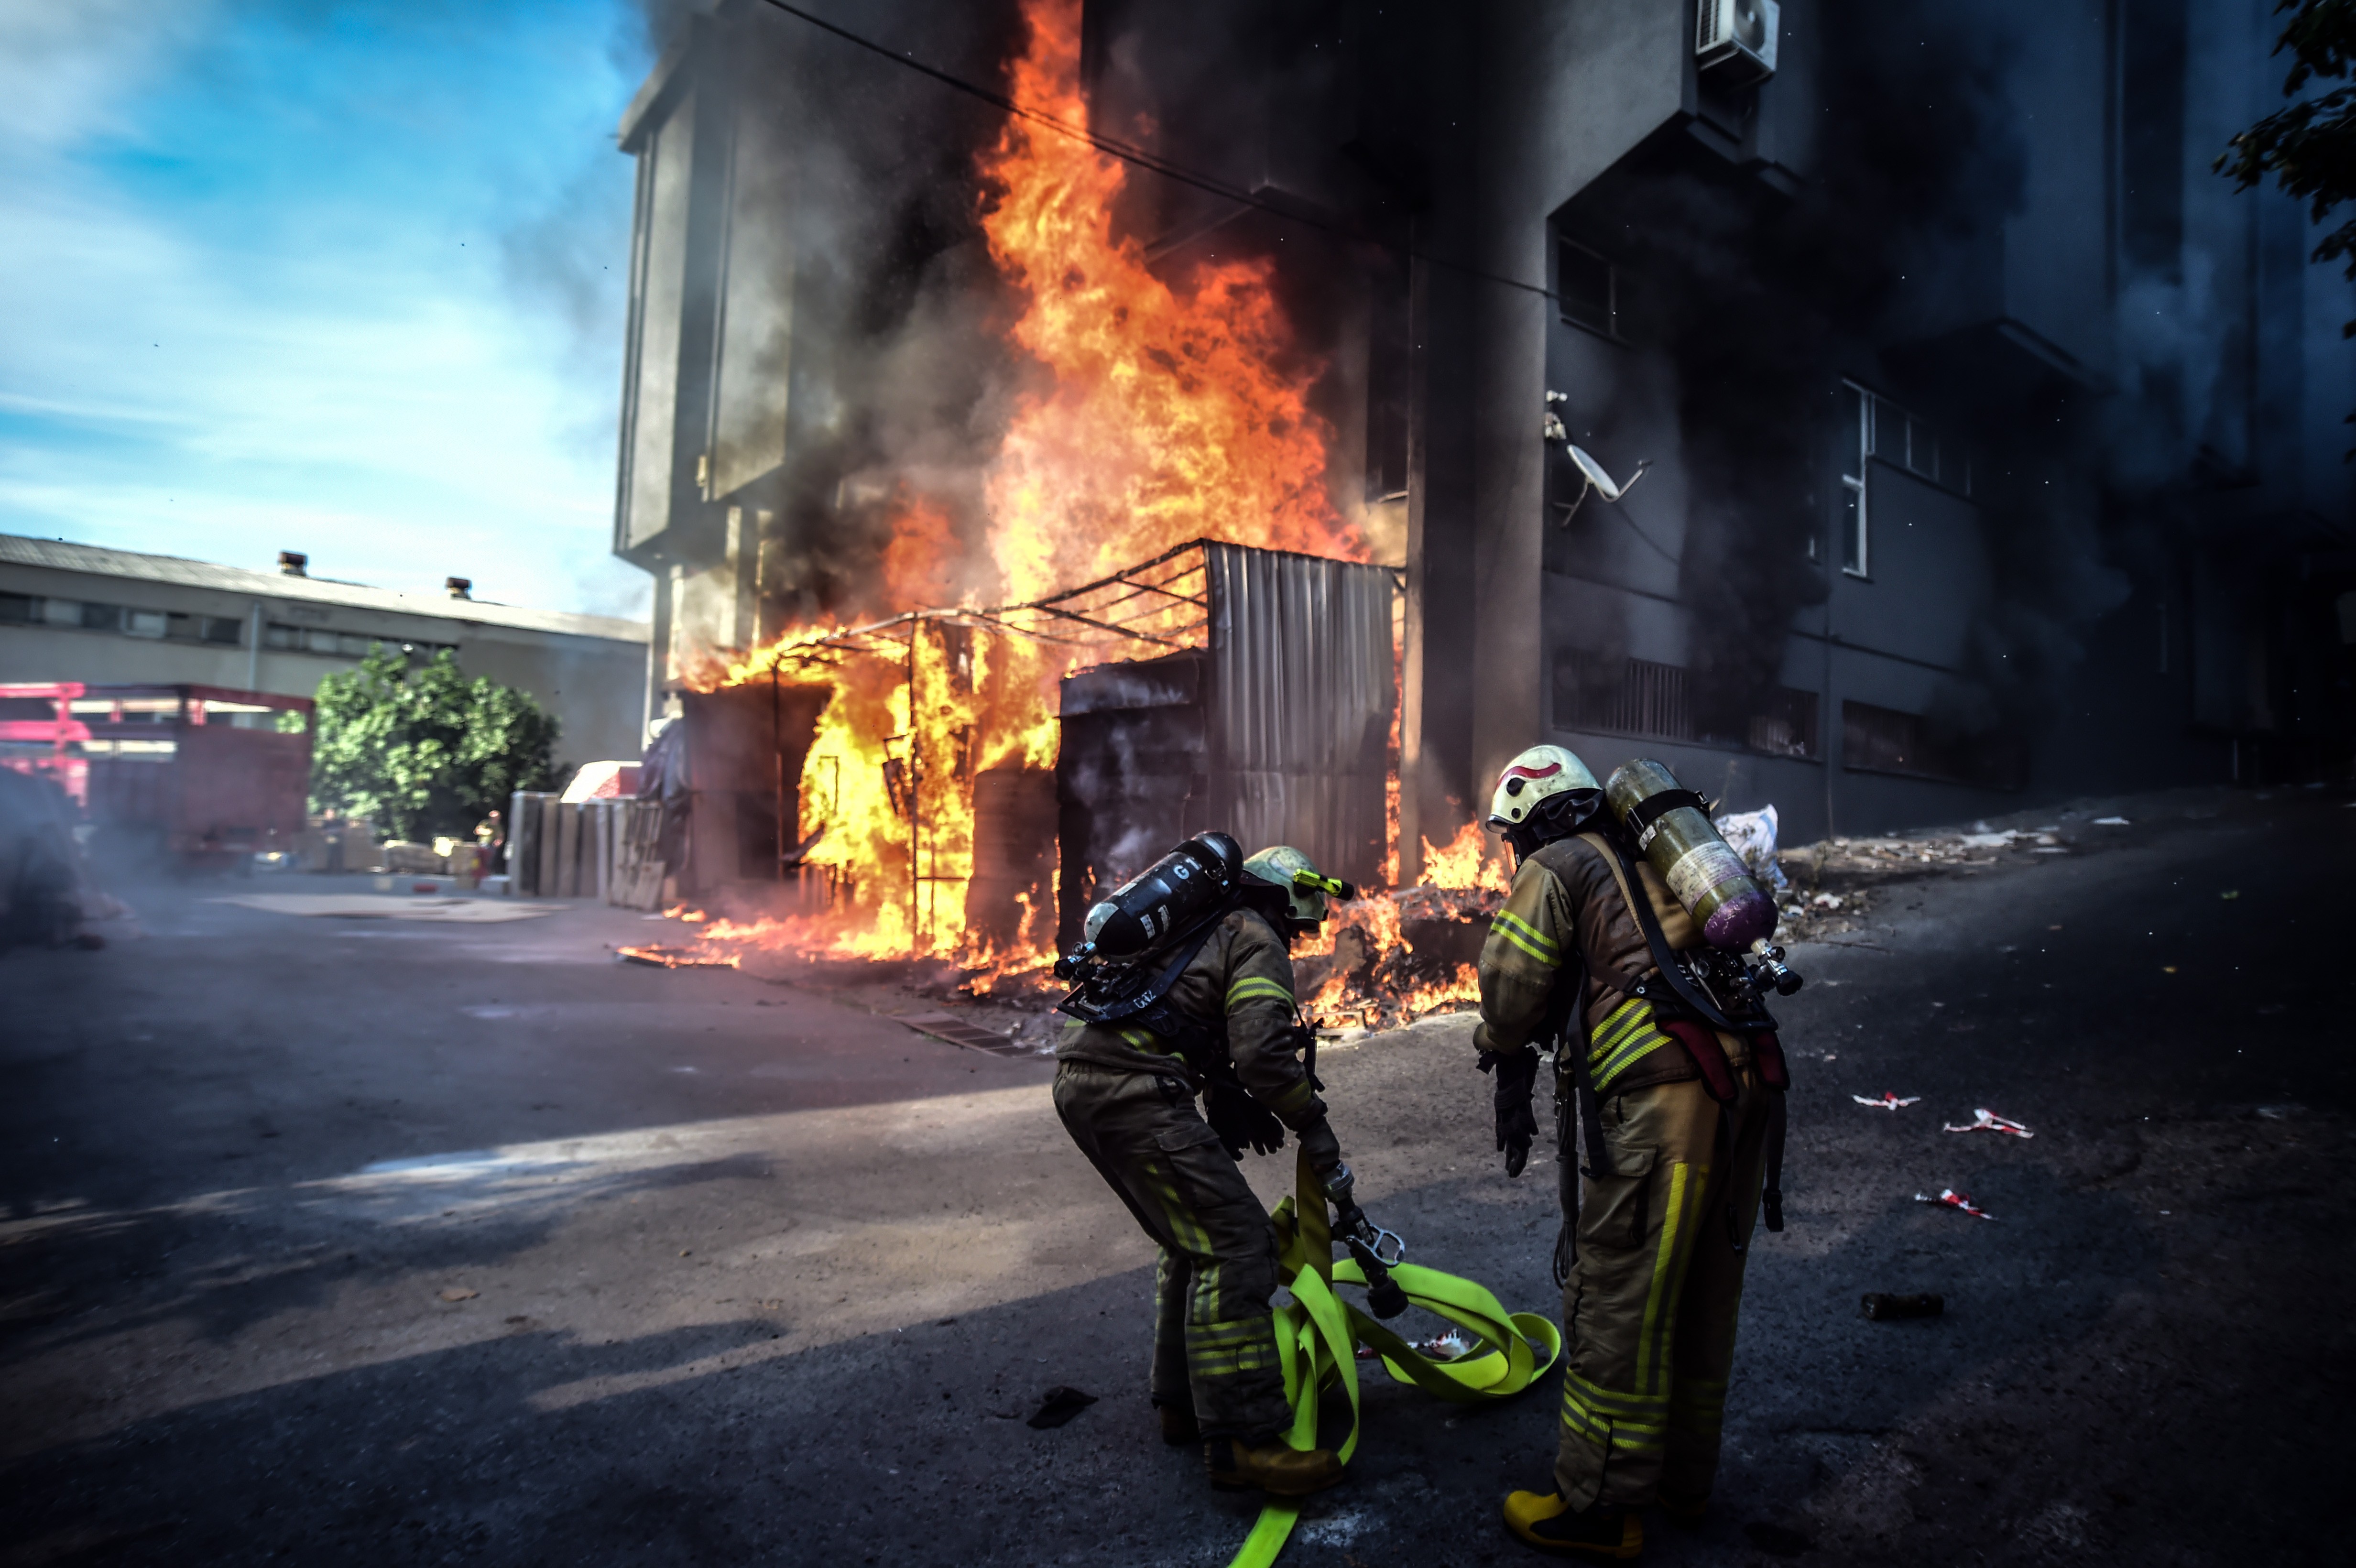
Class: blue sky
0,0,657,618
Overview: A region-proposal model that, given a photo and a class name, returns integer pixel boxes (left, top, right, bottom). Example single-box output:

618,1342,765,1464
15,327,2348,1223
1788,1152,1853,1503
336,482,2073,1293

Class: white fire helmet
1486,744,1602,831
1242,844,1353,928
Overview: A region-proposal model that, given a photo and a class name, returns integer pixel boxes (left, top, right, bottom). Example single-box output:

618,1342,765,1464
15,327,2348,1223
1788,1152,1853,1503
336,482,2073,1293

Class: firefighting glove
1478,1045,1541,1178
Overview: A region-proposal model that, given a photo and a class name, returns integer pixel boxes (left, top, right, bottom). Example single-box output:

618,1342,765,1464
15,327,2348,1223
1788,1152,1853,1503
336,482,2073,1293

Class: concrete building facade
611,0,2356,859
0,535,652,772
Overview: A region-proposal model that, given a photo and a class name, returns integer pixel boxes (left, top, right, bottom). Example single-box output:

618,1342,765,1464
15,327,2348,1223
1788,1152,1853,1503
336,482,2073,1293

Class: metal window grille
1555,653,1818,759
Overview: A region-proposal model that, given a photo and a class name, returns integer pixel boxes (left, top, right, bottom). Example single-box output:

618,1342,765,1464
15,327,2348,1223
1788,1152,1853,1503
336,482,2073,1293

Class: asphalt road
3,788,2351,1567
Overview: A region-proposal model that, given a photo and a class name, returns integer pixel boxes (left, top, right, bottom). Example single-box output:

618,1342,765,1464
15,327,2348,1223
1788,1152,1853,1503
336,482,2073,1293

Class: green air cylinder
1080,832,1244,958
1603,759,1775,951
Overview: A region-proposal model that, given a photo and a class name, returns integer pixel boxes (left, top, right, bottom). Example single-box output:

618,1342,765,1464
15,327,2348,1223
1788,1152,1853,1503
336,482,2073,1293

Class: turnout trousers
1052,1060,1290,1440
1557,1061,1770,1510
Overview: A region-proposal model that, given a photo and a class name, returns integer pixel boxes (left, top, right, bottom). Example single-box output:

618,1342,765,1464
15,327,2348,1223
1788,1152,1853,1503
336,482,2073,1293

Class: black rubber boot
1501,1491,1643,1559
1156,1403,1200,1446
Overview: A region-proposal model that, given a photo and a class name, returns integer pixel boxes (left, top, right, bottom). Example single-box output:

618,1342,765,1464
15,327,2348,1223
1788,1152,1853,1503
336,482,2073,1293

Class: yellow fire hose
1226,1149,1563,1568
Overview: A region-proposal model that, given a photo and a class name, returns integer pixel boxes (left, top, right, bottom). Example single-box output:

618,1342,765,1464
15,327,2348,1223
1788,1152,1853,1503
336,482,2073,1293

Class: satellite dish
1567,445,1631,501
1557,445,1650,523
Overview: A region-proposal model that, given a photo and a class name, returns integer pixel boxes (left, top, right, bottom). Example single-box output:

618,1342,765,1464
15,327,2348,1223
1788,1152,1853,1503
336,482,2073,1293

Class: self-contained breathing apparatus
1054,833,1409,1317
1488,752,1805,1286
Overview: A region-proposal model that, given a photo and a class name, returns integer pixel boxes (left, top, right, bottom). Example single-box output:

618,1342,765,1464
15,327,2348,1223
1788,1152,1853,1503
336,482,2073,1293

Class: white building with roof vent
0,534,651,772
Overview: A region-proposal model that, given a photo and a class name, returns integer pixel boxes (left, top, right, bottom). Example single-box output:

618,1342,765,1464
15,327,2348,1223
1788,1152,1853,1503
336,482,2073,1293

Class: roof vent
446,577,473,600
278,551,308,577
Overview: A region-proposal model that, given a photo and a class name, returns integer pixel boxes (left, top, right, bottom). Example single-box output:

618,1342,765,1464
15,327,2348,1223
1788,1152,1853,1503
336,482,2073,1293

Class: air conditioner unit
1697,0,1779,83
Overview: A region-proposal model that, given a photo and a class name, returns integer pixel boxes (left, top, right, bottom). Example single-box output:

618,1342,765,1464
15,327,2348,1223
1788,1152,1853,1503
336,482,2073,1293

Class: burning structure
610,0,2355,985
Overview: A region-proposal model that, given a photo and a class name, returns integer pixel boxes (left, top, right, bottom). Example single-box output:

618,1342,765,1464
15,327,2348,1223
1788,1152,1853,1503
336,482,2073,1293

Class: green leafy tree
2220,3,2356,354
310,646,559,841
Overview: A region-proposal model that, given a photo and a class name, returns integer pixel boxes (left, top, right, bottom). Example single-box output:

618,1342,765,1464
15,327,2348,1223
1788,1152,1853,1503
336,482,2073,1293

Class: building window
1841,699,2023,788
1557,239,1616,338
1840,382,1979,578
1554,652,1819,759
0,592,34,624
1839,386,1869,577
265,622,442,659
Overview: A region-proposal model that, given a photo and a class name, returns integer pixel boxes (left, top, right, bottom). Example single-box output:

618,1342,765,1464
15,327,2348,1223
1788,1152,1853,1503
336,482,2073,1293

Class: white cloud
0,0,650,620
0,0,212,148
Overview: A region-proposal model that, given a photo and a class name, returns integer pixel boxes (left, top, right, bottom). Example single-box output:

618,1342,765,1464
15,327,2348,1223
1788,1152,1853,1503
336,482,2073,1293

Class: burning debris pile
1294,822,1510,1031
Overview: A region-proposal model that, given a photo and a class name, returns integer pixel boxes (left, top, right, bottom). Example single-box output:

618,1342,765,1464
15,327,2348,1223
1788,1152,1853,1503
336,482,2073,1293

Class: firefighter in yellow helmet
1052,838,1368,1497
1472,746,1776,1559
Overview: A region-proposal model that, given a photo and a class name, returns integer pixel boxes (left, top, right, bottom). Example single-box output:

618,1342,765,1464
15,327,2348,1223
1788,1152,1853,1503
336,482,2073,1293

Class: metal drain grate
897,1012,1033,1057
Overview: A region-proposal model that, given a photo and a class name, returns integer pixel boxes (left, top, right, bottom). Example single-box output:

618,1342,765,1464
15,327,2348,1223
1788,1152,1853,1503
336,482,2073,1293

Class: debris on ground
615,945,741,969
1942,1108,2033,1138
1860,1292,1945,1320
1915,1188,1998,1221
897,1011,1036,1058
1026,1385,1098,1428
1853,1092,1921,1110
1768,806,2154,941
438,1287,479,1302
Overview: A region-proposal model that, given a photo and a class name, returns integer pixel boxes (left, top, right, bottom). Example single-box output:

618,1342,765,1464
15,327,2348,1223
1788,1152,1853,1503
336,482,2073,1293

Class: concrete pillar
1466,0,1556,811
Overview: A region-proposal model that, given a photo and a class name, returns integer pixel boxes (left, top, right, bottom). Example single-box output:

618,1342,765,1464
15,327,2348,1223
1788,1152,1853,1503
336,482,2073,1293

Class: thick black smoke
1611,0,2036,744
630,0,1030,629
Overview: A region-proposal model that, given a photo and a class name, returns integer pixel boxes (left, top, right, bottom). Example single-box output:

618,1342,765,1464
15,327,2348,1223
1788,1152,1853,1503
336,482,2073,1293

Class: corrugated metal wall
1203,544,1395,887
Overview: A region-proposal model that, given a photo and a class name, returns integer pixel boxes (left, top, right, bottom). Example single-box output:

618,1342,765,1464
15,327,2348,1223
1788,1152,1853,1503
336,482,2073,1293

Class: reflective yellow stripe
1266,1078,1314,1115
1587,999,1652,1055
1142,1162,1212,1260
1561,1367,1669,1420
1637,1161,1702,1394
1490,909,1560,967
1560,1376,1668,1454
1586,997,1675,1093
1225,976,1295,1009
1494,908,1560,959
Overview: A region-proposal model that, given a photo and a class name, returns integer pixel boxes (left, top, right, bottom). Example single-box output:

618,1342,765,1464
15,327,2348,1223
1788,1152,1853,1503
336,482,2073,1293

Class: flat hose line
1224,1148,1564,1568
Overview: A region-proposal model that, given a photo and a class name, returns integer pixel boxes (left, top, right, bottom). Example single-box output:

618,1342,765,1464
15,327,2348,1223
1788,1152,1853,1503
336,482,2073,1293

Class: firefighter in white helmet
1472,744,1775,1559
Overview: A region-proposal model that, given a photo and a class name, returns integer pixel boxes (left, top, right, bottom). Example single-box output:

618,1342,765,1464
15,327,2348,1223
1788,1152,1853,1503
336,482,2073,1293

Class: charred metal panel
1056,650,1209,948
676,681,828,891
1056,545,1395,948
1202,543,1394,891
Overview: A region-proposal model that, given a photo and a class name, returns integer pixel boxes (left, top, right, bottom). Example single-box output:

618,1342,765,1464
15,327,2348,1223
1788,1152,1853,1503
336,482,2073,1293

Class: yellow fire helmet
1486,743,1602,830
1241,844,1355,929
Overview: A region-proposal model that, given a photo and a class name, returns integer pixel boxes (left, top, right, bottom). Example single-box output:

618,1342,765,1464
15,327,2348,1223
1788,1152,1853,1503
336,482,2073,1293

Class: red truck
0,683,313,868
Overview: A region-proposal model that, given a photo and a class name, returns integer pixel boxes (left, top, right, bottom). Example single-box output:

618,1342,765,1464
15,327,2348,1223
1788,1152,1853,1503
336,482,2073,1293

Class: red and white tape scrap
1942,1108,2032,1138
1853,1092,1921,1110
1915,1188,1999,1221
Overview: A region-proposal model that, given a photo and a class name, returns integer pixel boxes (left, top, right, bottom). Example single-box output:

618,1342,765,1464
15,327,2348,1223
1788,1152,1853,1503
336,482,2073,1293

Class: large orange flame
981,0,1359,600
686,0,1365,978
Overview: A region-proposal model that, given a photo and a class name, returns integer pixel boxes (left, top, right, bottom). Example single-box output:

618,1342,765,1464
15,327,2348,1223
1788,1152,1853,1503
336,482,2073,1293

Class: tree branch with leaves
310,647,559,842
2220,0,2356,323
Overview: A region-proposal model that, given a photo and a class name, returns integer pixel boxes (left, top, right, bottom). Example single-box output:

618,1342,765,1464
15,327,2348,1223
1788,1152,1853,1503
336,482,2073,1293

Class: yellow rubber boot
1204,1437,1346,1497
1502,1491,1643,1559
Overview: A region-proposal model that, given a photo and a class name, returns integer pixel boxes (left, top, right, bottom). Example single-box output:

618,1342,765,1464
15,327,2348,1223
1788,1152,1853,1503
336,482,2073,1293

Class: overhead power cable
750,0,1562,306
